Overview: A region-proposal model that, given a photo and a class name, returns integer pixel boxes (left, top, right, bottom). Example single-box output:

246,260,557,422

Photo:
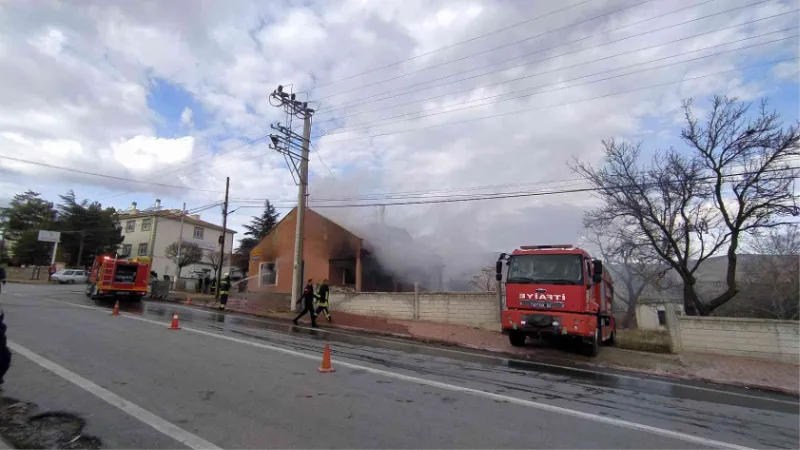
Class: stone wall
329,291,500,330
676,315,800,364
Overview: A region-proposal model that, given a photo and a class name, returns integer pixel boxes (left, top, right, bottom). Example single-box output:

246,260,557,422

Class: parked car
52,269,88,284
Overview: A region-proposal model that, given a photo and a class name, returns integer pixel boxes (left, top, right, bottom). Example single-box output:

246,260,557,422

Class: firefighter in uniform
218,273,231,311
293,279,318,328
314,279,332,322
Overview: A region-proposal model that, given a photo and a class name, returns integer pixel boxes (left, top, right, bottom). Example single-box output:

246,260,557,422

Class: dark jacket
220,277,231,293
0,310,11,384
318,284,330,303
301,283,316,302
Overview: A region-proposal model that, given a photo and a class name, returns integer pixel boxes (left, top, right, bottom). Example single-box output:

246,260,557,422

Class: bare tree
164,241,203,279
583,220,673,328
470,266,496,292
733,225,799,320
204,250,230,279
574,95,800,316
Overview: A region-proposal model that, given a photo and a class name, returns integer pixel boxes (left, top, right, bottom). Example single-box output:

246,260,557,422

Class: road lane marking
8,342,220,450
40,297,755,450
156,300,798,406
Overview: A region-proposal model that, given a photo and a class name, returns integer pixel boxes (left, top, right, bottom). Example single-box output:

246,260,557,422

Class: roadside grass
616,328,671,353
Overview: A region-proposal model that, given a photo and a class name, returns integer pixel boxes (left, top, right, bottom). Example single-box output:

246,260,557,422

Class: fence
329,289,500,330
666,305,800,364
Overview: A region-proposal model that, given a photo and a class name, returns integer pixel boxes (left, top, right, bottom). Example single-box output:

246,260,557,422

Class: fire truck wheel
585,328,600,357
508,331,526,347
604,324,617,346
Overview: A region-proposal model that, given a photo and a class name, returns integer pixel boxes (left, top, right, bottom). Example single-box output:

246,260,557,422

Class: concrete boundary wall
675,315,800,364
329,291,500,330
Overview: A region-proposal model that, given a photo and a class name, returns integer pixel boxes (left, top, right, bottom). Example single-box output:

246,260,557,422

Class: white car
52,269,88,284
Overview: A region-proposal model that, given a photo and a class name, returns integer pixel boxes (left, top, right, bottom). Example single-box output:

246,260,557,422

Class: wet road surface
1,284,798,449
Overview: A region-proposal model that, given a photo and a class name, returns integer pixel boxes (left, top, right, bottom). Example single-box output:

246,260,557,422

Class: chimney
154,199,161,209
191,214,200,220
130,202,137,212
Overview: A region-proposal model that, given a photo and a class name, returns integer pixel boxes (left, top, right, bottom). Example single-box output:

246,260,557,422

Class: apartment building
116,201,235,281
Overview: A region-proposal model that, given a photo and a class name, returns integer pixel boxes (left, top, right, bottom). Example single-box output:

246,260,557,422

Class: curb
159,296,800,397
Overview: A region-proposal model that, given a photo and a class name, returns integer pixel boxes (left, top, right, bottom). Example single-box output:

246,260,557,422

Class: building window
260,262,277,286
193,226,204,239
657,310,666,326
125,220,136,232
120,244,132,257
138,243,148,256
141,218,152,232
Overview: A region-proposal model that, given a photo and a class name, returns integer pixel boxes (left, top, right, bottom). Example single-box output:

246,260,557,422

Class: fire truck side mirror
495,260,503,281
592,260,603,283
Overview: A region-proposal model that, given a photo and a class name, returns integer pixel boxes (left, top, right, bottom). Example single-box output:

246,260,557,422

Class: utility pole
268,85,315,311
215,177,230,300
174,202,186,289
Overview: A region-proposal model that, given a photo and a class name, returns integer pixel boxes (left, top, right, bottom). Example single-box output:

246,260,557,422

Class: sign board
37,230,61,243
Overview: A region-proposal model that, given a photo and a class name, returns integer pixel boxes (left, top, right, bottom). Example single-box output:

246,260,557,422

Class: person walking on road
315,279,332,323
218,273,231,311
0,266,6,295
293,279,318,328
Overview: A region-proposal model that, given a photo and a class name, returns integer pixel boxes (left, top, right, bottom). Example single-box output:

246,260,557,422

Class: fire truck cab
497,244,615,356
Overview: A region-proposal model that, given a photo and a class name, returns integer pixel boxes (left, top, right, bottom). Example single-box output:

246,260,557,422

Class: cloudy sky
0,0,797,272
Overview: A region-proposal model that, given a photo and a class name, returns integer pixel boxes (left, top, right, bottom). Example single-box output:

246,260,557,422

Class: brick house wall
248,208,362,294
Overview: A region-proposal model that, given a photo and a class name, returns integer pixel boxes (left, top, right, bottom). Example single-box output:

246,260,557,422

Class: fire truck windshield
506,254,583,285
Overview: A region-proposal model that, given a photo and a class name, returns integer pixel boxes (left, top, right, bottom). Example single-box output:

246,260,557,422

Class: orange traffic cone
168,313,181,330
185,296,192,305
111,300,120,316
318,344,335,373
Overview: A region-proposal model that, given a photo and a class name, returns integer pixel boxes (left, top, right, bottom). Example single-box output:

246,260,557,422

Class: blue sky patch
147,77,209,138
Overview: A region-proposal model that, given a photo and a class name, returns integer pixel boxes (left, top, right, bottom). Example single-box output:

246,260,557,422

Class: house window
260,262,277,286
120,244,132,257
141,218,152,232
138,243,148,256
125,220,136,232
657,310,666,326
193,226,204,239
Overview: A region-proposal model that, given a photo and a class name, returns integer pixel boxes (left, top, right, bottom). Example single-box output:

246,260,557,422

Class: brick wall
677,316,800,363
329,291,500,330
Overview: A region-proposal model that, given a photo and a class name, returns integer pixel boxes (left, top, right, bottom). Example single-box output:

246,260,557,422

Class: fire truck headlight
552,321,559,327
520,320,526,326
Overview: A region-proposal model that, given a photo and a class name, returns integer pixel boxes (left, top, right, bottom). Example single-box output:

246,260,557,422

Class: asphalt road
1,283,798,449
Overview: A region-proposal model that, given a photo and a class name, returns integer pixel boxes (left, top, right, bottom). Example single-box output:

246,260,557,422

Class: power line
313,0,655,102
314,0,773,115
312,6,794,128
314,57,799,145
0,154,224,193
231,167,800,209
314,33,798,139
308,0,598,91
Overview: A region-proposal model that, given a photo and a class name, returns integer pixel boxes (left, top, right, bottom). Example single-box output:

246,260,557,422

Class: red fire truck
85,254,152,300
496,244,615,356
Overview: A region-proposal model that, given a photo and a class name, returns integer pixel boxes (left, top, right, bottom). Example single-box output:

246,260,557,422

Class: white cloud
0,0,796,276
180,107,194,127
113,135,195,171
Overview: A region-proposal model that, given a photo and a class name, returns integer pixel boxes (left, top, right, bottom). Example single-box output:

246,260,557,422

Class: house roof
116,210,236,234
